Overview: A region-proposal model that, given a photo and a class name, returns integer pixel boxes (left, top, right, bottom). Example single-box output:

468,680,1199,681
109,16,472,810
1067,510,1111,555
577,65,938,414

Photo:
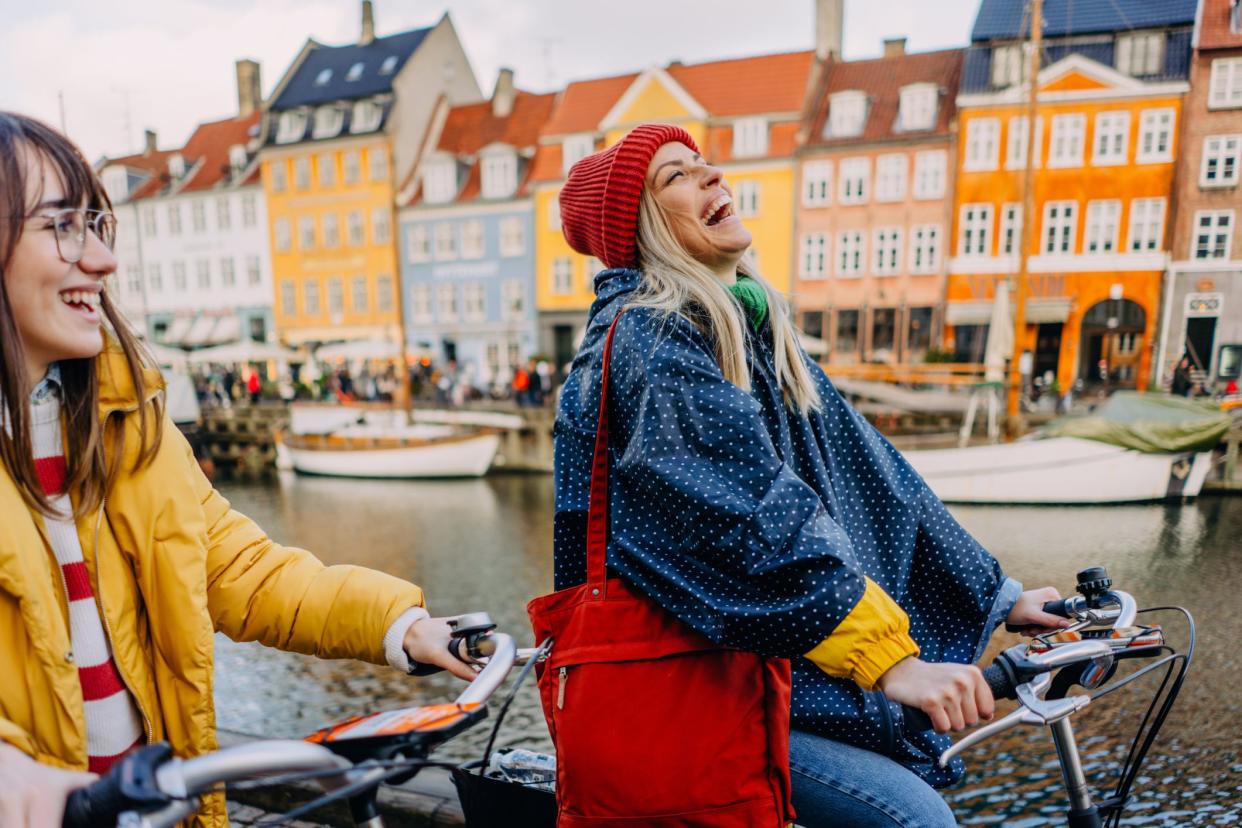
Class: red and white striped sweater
30,393,145,774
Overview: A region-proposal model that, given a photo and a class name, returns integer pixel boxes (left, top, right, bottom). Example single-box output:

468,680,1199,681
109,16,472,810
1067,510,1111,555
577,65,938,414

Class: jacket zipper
91,497,154,745
556,666,568,709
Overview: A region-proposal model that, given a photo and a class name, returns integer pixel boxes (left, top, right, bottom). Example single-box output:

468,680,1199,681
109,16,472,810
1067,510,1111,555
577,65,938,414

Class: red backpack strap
584,310,627,592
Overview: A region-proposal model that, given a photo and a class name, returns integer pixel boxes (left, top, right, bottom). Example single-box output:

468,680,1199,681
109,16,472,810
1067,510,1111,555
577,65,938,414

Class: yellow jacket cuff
803,577,921,691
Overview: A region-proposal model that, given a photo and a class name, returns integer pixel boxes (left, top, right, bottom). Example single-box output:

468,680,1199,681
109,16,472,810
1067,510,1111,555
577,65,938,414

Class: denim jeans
789,729,957,827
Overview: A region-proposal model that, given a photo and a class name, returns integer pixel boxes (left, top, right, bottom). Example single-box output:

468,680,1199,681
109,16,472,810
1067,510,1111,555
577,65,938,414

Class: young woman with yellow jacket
0,112,473,827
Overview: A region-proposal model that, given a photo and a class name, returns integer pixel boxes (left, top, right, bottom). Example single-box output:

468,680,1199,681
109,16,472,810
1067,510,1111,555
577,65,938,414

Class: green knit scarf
728,275,768,331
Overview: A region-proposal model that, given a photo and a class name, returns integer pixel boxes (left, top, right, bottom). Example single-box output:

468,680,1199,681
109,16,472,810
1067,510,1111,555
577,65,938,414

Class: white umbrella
188,339,300,366
798,331,829,357
143,341,189,369
315,339,400,361
983,280,1014,384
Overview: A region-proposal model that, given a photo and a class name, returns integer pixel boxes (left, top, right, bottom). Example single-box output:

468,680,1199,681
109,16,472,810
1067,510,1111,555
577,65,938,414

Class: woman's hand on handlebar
403,616,479,681
0,743,96,828
1007,587,1074,637
877,657,995,734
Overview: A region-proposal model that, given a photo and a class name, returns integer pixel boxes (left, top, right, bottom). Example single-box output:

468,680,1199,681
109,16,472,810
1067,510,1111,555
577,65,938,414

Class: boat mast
1007,0,1043,432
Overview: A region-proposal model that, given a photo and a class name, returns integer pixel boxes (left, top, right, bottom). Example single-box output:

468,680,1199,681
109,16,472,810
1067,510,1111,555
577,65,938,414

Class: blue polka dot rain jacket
553,268,1022,786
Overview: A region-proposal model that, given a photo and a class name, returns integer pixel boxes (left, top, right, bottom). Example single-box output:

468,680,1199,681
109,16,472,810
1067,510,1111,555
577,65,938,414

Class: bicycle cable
475,637,551,775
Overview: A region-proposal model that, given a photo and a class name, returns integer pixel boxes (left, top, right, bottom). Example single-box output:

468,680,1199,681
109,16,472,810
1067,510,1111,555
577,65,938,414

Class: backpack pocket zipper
557,666,568,709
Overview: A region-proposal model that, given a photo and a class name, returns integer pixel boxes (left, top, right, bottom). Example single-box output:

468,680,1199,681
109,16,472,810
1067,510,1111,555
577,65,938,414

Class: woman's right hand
0,743,97,828
876,657,995,734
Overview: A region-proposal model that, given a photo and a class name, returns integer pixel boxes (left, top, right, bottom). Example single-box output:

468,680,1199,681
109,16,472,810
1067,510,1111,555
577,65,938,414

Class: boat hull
902,437,1212,504
281,433,501,479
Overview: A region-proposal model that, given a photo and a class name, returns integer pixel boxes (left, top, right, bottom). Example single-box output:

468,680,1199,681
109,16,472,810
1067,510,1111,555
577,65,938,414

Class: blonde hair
630,186,821,415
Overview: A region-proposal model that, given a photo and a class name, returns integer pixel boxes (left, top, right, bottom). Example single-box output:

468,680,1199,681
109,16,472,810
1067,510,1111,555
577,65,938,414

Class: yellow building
529,52,816,368
259,5,480,345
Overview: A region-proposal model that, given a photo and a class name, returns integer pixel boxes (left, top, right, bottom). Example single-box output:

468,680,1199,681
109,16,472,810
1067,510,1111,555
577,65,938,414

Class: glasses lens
53,210,87,264
92,212,118,250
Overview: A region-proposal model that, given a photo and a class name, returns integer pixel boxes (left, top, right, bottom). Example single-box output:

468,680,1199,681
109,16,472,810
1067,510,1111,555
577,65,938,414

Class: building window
122,265,140,296
1233,0,1242,33
407,225,430,263
1137,109,1175,163
1093,112,1130,165
294,157,311,190
191,200,207,233
898,83,938,131
313,105,344,139
800,311,825,339
142,206,157,237
377,275,393,312
1210,58,1242,109
836,309,860,354
423,161,457,204
1000,203,1023,255
167,203,182,236
347,211,364,247
802,160,832,206
304,280,320,315
464,282,486,321
1042,201,1078,254
461,220,485,259
910,225,941,274
298,216,316,250
482,151,518,199
148,264,163,293
838,158,869,205
220,257,235,288
991,43,1025,87
351,100,382,133
1193,210,1234,259
323,213,340,248
873,227,902,275
735,181,760,216
964,118,1001,171
871,308,897,355
826,91,867,138
907,306,934,352
585,257,602,289
345,61,364,82
800,233,829,279
275,110,307,144
434,223,456,260
317,152,336,187
874,154,907,202
344,151,361,185
1084,200,1121,253
275,218,291,251
216,197,231,231
732,117,769,158
562,134,595,176
370,147,388,182
1201,135,1241,187
913,150,946,199
434,285,459,322
351,276,368,312
548,196,561,230
270,162,287,193
837,230,865,276
551,257,573,294
327,277,344,314
1116,32,1164,76
1049,114,1086,168
411,284,432,323
1127,198,1165,252
372,208,391,244
499,216,525,256
1005,115,1043,170
241,193,257,227
247,256,261,286
502,279,525,319
959,204,994,257
280,280,295,315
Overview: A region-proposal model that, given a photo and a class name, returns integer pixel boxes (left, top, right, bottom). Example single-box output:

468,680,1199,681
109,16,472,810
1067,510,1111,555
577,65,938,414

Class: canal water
213,474,1242,825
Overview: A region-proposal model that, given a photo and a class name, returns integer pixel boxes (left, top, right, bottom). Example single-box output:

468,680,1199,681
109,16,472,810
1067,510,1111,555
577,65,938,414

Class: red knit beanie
559,124,699,270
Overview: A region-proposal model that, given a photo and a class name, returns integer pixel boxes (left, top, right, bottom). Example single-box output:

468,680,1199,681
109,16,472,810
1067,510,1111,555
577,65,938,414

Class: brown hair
0,111,162,517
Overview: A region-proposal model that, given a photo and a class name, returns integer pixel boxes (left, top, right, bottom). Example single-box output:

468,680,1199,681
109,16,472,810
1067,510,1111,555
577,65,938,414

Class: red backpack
528,312,796,826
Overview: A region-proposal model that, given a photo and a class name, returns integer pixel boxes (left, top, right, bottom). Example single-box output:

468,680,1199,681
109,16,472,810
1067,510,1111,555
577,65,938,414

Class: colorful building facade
794,41,962,363
949,0,1196,391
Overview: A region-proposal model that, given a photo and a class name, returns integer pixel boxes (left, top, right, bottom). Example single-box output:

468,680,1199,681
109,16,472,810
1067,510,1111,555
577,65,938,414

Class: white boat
902,437,1213,504
277,422,501,479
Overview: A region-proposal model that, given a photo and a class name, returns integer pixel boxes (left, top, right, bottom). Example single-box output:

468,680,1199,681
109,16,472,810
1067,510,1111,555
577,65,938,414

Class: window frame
1137,108,1176,164
1041,201,1079,255
1200,135,1242,187
874,154,908,203
838,157,870,205
964,118,1001,172
1092,111,1131,166
958,203,995,258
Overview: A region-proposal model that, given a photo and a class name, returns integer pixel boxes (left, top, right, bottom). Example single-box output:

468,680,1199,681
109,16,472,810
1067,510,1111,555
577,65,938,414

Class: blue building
397,71,555,391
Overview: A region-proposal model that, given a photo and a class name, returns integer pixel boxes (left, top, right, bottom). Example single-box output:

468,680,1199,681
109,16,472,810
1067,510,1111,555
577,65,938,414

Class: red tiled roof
177,111,261,193
101,146,178,201
1198,0,1242,50
702,121,801,164
437,90,557,155
804,48,964,147
542,72,639,137
668,50,815,116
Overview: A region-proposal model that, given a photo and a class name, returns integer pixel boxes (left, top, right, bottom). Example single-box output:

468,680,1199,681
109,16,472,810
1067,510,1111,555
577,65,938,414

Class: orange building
949,0,1196,392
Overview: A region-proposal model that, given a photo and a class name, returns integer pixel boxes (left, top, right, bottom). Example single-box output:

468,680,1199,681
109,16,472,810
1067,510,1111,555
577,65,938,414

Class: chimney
815,0,845,60
144,129,158,155
235,59,262,118
883,37,907,58
360,0,375,45
492,68,515,118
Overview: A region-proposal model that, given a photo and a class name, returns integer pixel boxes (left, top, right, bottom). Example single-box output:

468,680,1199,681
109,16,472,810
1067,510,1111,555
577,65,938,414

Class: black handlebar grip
1042,599,1072,618
982,662,1016,701
62,767,129,828
902,705,934,732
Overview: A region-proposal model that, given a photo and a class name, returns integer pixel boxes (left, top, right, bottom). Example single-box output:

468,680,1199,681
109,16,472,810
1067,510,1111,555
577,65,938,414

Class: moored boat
277,423,501,479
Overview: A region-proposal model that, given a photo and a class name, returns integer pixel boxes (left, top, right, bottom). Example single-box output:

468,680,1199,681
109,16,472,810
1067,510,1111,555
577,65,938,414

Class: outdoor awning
210,315,241,345
945,298,1073,326
162,316,194,345
182,315,218,347
945,301,994,326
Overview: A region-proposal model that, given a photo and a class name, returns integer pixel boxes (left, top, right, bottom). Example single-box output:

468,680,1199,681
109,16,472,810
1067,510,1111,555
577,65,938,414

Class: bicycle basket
452,760,556,828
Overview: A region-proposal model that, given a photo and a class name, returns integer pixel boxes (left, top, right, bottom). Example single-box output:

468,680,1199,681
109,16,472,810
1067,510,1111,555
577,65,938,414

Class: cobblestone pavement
226,800,329,827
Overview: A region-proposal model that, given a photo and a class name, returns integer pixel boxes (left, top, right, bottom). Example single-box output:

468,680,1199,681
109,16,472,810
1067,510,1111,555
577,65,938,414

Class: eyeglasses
35,208,117,264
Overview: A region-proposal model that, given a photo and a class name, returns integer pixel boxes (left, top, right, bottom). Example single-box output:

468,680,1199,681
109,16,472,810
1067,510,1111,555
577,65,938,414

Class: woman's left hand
403,616,479,681
1006,587,1074,636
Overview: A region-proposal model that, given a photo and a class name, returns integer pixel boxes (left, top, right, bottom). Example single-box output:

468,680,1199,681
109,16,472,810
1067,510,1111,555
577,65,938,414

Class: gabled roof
99,146,178,202
1198,0,1242,50
804,48,963,147
176,112,261,193
972,0,1198,41
667,50,815,116
541,72,639,137
272,27,430,110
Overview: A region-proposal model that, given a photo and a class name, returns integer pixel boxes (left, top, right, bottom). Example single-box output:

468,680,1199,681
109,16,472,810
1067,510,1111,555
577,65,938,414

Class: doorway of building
1079,299,1146,389
1033,323,1063,385
1184,316,1218,376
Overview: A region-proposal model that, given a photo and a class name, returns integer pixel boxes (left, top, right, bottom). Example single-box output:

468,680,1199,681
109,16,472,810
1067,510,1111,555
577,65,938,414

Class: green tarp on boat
1043,391,1230,453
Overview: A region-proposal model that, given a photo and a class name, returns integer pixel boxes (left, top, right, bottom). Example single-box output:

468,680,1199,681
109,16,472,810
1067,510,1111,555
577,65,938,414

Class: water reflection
212,475,1242,823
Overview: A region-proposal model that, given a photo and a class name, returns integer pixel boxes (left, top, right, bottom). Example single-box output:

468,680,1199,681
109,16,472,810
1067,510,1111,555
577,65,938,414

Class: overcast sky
0,0,978,162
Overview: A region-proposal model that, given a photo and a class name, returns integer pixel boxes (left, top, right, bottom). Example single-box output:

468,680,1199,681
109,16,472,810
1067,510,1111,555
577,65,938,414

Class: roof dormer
897,83,938,132
168,153,186,178
826,90,867,138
